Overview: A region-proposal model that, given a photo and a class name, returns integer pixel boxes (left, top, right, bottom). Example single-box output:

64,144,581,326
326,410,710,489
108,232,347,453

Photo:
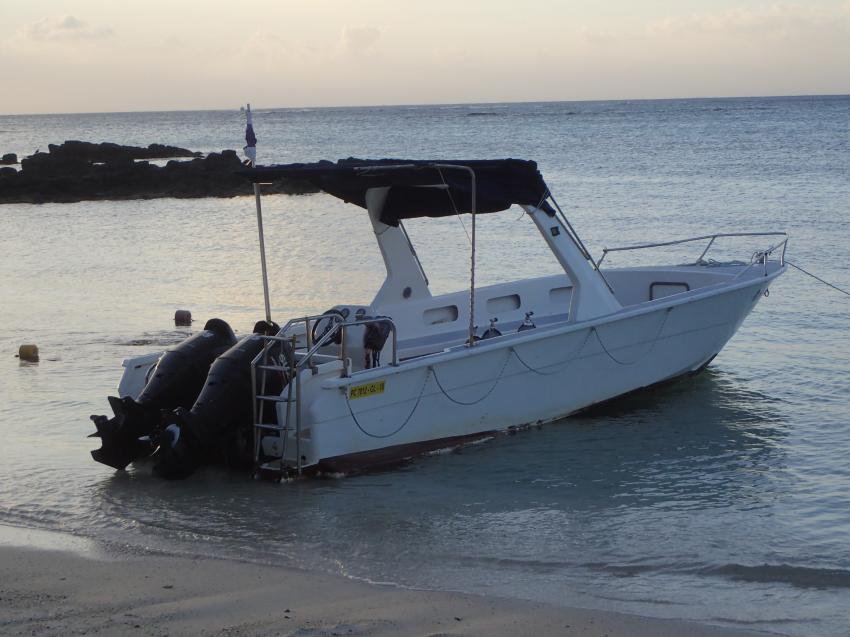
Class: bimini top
241,158,553,226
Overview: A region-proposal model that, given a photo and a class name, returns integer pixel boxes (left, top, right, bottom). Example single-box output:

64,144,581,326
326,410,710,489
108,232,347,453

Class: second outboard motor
153,321,287,480
89,318,237,470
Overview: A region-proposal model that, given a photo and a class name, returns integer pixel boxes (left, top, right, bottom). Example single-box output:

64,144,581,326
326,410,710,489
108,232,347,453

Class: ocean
1,96,849,636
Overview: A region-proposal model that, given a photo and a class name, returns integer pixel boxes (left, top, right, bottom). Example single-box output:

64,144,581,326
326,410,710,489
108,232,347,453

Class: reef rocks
0,141,317,204
48,141,203,163
1,153,17,165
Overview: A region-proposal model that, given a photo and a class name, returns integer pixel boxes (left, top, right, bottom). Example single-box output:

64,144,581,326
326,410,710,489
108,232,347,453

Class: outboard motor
517,311,536,332
481,318,502,340
363,317,392,369
153,320,288,480
89,318,237,470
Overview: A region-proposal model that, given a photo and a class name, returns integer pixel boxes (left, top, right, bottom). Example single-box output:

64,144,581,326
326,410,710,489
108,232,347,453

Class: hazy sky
2,0,849,114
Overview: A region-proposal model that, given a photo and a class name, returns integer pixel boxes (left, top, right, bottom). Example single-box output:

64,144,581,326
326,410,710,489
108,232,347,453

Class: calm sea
1,96,849,636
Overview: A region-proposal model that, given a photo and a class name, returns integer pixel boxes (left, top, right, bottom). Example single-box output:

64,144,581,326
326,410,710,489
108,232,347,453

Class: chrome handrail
738,235,790,279
297,317,400,374
249,312,346,370
250,315,399,377
596,232,789,268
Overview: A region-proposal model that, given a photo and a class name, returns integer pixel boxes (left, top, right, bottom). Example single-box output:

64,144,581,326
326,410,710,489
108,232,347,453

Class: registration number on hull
349,380,386,400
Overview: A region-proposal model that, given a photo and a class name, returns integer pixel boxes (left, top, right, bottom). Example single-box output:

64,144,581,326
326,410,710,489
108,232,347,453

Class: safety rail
302,317,400,373
596,232,789,274
250,315,399,375
249,315,399,478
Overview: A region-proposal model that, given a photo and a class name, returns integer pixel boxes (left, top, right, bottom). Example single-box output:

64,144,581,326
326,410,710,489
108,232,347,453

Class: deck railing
296,316,400,373
251,314,399,378
596,232,789,276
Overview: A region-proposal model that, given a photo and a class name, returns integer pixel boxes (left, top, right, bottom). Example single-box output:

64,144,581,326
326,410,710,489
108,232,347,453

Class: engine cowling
153,322,289,480
89,318,237,470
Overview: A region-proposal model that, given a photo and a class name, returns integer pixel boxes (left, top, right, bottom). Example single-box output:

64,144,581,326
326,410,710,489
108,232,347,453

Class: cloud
21,15,114,42
226,30,315,75
645,3,850,38
341,26,381,54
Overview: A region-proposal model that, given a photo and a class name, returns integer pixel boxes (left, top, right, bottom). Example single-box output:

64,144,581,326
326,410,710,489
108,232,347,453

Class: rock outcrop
0,141,317,204
46,141,200,163
0,153,17,165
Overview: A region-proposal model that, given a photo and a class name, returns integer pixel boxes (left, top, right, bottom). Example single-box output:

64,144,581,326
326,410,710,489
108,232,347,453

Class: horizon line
2,91,849,118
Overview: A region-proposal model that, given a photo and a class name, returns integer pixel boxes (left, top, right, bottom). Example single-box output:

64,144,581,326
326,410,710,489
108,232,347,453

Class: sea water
1,96,849,636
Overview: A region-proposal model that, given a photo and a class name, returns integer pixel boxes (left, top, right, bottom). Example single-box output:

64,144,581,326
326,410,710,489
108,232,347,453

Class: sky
1,0,849,114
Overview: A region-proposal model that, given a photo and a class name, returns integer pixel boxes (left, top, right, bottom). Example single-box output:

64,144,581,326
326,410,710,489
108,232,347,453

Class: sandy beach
0,526,766,637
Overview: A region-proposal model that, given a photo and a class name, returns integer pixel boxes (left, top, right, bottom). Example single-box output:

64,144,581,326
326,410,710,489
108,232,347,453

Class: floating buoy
18,344,39,362
174,310,192,326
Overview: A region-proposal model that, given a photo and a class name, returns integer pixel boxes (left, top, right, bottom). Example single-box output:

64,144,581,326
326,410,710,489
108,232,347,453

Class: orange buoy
174,310,192,326
18,344,39,362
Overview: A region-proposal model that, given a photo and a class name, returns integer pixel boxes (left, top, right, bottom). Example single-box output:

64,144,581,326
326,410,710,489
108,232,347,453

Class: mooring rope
431,349,512,405
344,368,431,439
593,307,673,366
510,328,594,376
786,260,850,298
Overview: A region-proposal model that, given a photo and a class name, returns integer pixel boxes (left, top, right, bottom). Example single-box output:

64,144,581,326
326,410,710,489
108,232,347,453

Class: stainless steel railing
596,232,789,273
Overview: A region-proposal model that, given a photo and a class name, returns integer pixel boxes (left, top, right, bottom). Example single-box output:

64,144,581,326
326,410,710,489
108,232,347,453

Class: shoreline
0,524,767,637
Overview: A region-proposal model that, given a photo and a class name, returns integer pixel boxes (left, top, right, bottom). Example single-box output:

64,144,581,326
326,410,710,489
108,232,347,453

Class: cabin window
549,286,571,305
424,305,459,325
650,282,690,300
487,294,521,314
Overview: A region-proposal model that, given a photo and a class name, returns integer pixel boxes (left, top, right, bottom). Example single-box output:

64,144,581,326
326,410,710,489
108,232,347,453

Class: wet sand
0,527,766,637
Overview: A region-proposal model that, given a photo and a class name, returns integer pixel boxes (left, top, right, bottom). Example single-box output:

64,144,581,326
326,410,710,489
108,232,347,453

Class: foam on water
1,96,849,636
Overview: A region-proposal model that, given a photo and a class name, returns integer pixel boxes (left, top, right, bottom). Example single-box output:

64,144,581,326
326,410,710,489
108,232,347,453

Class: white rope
431,350,512,405
593,308,673,366
344,369,430,439
510,328,594,376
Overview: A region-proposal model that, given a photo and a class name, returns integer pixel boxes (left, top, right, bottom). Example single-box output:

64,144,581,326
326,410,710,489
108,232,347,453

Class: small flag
244,103,257,166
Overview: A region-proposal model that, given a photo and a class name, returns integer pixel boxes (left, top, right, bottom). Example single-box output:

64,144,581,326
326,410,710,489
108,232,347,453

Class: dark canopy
241,158,553,226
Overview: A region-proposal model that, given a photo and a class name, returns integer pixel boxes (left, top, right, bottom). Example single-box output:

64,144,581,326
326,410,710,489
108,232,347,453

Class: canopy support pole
254,183,272,324
469,182,476,346
353,162,478,343
432,164,476,345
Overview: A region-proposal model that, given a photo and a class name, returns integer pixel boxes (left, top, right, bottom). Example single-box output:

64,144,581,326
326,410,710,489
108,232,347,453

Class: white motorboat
91,159,787,478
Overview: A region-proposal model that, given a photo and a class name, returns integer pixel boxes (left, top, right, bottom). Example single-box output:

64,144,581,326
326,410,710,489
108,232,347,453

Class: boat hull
285,268,782,472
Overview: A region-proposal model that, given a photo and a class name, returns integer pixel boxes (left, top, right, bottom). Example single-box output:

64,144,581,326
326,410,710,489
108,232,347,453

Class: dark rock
0,141,318,204
45,140,201,163
21,152,90,177
1,153,17,165
146,143,202,159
